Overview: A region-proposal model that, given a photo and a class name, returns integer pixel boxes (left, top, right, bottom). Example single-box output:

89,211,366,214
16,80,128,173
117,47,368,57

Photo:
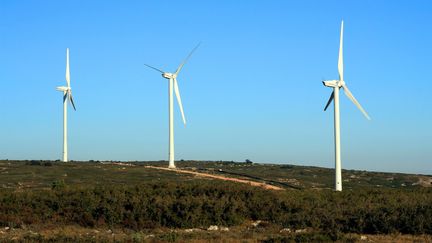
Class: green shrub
51,180,66,190
0,182,431,236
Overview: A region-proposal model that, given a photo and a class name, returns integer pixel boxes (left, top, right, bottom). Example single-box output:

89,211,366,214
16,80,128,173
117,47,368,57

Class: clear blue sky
0,1,431,174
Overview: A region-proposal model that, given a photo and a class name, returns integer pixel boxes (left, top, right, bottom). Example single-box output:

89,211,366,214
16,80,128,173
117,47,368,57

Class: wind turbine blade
342,85,370,120
175,42,201,75
338,21,344,81
144,64,165,73
324,91,334,111
173,78,186,125
68,91,76,111
66,48,70,87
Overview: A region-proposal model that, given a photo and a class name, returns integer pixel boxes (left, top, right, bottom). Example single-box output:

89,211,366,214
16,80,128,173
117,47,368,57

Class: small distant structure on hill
245,159,253,164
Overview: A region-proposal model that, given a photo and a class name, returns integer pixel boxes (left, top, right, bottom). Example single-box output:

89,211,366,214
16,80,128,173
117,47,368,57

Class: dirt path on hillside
145,166,284,191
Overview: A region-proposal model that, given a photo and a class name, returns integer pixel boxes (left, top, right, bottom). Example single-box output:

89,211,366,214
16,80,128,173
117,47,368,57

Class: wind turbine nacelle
322,80,340,88
162,73,175,79
56,86,69,92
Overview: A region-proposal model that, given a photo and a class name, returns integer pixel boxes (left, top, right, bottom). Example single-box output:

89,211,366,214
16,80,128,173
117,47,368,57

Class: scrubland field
0,160,431,242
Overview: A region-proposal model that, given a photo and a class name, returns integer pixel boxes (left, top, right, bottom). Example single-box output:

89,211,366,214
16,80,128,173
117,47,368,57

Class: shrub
0,182,430,236
51,180,66,190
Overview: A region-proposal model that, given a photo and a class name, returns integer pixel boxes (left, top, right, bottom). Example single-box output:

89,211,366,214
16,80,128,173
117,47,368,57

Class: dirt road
145,166,284,191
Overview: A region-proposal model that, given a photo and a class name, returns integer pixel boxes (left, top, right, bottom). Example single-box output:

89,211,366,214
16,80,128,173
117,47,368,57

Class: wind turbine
56,48,76,162
322,21,370,191
145,43,200,169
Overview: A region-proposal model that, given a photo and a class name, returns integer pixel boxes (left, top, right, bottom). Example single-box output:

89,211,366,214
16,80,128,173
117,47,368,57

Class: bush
51,180,66,190
0,182,431,236
28,160,41,166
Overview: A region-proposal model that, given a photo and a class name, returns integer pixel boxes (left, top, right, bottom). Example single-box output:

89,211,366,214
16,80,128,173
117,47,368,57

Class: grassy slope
0,161,194,190
0,160,430,191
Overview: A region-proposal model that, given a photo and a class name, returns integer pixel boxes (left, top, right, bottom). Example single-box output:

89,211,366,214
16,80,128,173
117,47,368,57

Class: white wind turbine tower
145,44,200,169
322,21,370,191
56,48,76,162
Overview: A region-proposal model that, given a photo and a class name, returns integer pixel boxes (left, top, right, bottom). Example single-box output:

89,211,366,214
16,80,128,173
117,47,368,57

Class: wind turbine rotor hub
56,86,69,92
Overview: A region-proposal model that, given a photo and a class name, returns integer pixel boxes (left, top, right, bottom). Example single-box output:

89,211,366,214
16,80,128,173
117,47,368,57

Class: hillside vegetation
0,160,431,242
1,160,430,190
